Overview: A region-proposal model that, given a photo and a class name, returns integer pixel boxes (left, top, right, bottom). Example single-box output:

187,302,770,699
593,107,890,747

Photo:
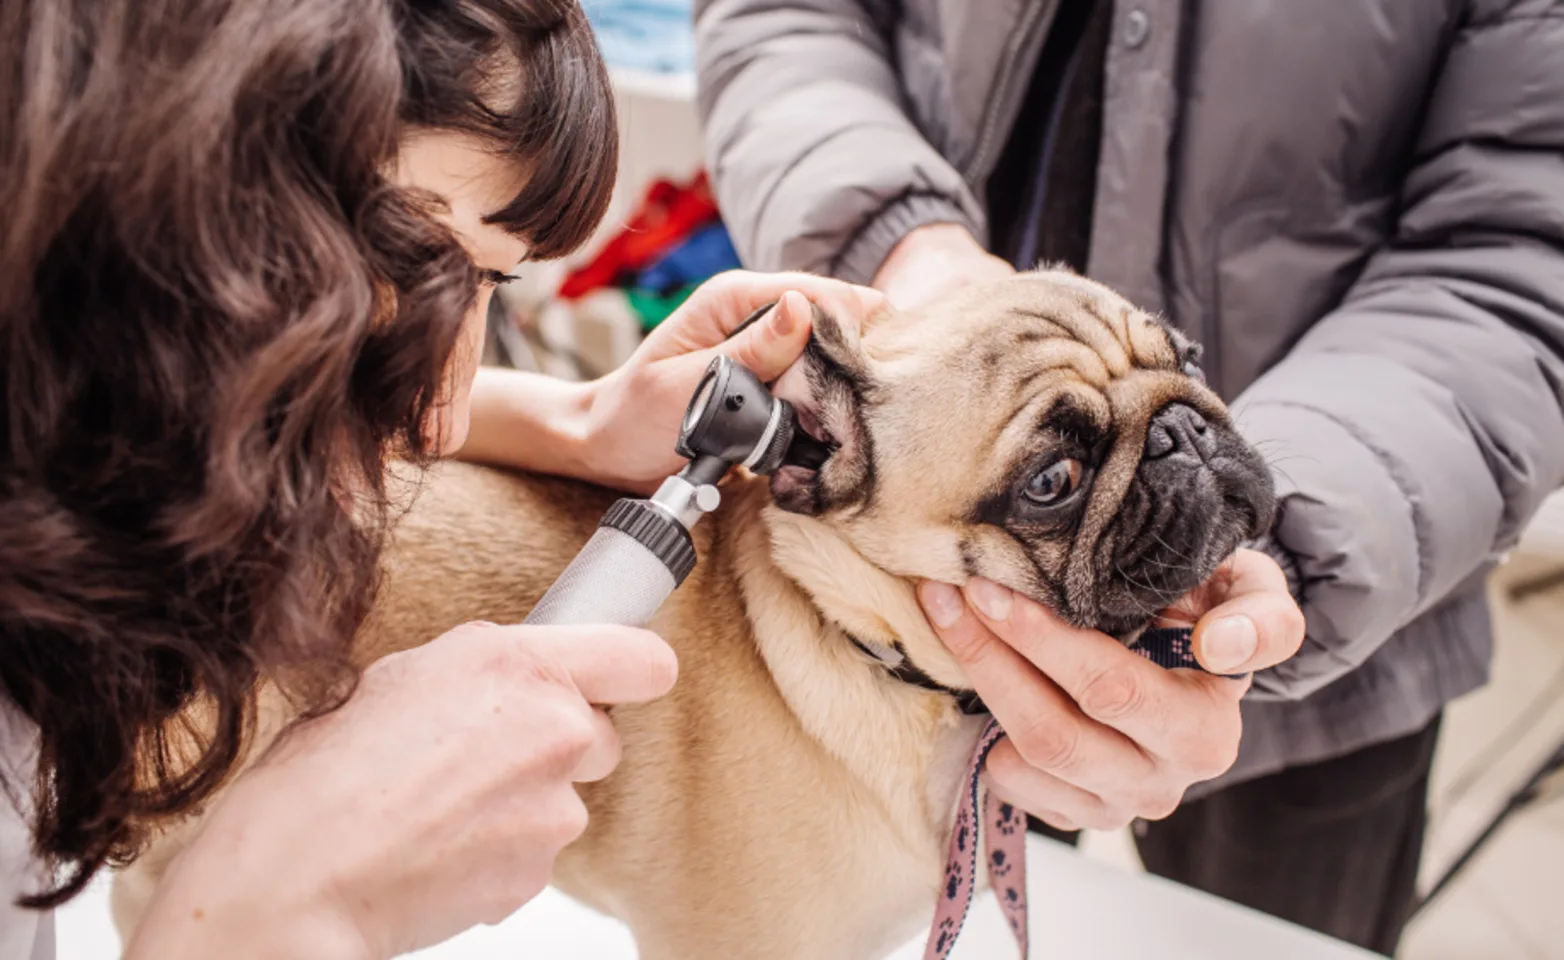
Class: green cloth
625,284,697,331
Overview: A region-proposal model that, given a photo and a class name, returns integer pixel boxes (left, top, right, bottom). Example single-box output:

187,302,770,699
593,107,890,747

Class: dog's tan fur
112,272,1247,959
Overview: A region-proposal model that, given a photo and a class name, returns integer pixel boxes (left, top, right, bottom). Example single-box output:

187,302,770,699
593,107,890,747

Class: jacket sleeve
693,0,982,283
1233,0,1564,700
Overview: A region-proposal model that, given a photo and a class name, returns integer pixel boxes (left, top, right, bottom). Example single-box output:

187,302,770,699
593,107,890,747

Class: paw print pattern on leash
921,720,1028,960
986,788,1028,952
932,917,959,958
943,857,963,901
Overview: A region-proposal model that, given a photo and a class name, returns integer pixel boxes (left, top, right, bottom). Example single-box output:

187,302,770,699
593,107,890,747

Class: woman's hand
917,549,1305,831
459,271,885,493
578,271,886,492
126,621,678,960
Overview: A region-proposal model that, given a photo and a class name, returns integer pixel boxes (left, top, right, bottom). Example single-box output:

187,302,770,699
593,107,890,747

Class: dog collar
842,633,991,714
864,625,1223,960
844,626,1211,719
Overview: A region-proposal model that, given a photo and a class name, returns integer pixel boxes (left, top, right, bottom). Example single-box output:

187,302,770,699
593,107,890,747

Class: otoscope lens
683,371,718,438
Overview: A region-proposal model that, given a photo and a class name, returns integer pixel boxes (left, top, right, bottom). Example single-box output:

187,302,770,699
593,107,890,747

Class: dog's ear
801,309,872,412
1157,321,1206,382
770,305,876,516
769,303,870,416
806,303,868,378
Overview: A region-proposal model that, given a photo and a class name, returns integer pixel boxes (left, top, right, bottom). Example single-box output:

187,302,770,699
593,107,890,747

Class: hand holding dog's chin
872,224,1016,309
916,551,1304,831
124,621,678,960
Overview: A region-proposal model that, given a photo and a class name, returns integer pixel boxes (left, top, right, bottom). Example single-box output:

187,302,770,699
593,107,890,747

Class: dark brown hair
0,0,616,905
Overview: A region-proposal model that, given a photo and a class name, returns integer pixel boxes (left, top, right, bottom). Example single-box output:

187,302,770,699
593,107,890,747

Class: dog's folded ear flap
770,300,870,409
804,302,870,387
769,303,876,517
1153,319,1205,379
725,299,868,384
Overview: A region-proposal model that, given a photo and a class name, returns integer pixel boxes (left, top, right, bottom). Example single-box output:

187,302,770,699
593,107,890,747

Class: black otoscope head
675,356,795,485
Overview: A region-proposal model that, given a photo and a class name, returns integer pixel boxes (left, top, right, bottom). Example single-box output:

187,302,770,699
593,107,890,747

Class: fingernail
918,581,964,629
964,578,1013,622
1203,616,1258,672
772,292,803,336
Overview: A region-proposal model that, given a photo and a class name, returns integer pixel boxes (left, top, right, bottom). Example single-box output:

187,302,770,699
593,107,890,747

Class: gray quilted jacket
695,0,1564,788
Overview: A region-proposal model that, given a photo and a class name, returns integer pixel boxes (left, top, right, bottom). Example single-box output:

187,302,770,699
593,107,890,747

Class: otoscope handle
524,359,754,628
523,497,696,627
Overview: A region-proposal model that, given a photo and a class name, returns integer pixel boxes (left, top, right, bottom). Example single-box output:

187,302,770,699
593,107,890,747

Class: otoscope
523,355,798,627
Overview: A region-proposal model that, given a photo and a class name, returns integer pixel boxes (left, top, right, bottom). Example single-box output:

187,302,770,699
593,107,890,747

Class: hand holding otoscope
524,354,802,627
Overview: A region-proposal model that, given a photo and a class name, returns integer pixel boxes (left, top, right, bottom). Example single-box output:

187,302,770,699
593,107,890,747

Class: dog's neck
739,492,974,692
716,480,983,846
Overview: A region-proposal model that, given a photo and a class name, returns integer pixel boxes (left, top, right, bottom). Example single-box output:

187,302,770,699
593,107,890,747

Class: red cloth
558,172,720,300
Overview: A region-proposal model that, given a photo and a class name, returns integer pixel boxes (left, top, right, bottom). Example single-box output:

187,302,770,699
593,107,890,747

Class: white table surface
59,835,1380,959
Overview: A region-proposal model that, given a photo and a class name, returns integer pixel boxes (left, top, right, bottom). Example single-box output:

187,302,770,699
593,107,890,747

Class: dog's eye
1023,459,1082,506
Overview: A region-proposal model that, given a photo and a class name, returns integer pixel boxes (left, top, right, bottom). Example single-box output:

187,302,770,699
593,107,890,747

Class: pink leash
919,627,1223,958
922,718,1029,959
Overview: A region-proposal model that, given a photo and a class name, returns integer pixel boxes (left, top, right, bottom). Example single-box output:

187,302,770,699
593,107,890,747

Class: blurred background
58,2,1564,958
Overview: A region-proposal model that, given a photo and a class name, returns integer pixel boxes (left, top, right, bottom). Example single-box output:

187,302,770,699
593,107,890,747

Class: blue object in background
635,223,742,295
581,0,695,75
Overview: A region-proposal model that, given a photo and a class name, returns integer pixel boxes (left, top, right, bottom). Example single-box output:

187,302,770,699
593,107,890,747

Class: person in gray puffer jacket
696,0,1564,952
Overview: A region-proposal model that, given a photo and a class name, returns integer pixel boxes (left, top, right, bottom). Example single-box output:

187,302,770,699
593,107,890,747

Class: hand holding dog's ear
580,271,885,492
460,270,881,493
917,551,1304,832
633,270,882,375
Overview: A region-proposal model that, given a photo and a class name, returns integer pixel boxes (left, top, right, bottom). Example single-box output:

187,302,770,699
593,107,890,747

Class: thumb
716,290,814,382
1190,549,1306,675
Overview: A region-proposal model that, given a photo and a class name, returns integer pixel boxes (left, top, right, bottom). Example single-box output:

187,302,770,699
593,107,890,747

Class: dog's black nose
1144,403,1213,461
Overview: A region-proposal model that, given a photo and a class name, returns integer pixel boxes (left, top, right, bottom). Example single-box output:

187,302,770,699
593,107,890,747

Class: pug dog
112,269,1274,959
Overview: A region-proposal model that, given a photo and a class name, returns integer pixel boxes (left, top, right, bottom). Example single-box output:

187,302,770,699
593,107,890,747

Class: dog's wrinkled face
769,270,1274,638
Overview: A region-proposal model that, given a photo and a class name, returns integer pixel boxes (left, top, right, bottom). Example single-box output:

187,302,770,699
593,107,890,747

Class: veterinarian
696,0,1564,952
0,1,892,957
